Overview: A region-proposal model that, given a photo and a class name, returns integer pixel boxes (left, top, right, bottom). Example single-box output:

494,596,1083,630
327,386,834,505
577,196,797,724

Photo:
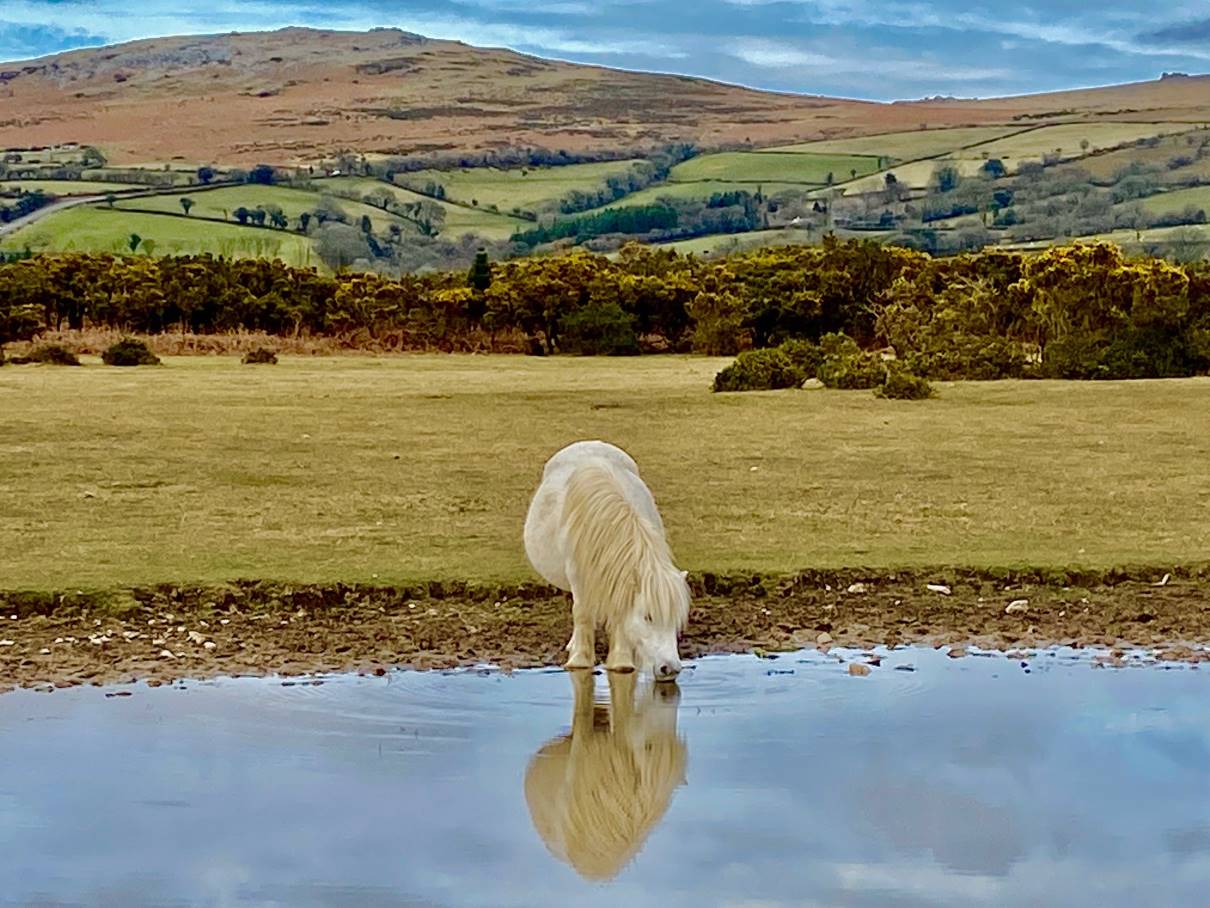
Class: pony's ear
680,570,689,579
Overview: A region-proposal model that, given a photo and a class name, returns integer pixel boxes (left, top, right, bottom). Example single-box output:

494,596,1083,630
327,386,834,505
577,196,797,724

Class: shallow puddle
1,647,1208,906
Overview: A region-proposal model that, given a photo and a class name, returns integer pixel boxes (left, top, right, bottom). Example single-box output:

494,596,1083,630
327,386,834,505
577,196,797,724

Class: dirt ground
2,568,1208,692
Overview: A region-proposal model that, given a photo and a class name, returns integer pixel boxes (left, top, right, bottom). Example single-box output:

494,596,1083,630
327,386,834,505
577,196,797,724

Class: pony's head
624,567,690,682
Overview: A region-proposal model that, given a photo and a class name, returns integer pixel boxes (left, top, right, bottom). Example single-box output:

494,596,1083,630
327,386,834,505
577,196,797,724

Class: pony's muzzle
655,662,681,682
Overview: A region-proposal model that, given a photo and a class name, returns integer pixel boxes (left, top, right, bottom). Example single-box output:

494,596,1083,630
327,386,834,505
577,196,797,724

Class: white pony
523,440,690,680
524,671,687,881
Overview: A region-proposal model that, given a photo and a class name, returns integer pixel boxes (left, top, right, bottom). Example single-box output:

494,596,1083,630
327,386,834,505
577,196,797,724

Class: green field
317,177,528,240
1,356,1207,591
1134,185,1210,217
767,126,1025,160
116,184,410,233
647,228,821,257
956,122,1199,165
396,160,644,211
670,152,881,185
0,206,319,266
0,180,144,196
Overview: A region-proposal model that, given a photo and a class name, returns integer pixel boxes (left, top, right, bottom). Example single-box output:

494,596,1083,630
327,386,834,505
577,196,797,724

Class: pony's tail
561,462,682,631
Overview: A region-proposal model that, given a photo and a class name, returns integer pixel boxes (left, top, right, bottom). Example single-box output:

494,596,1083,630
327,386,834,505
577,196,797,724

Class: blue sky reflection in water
1,647,1209,906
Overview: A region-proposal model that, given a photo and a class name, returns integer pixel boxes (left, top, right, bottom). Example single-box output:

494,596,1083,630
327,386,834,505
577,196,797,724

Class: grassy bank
2,355,1208,590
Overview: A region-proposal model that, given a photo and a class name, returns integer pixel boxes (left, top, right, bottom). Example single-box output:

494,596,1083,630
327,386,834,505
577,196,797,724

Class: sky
2,0,1210,101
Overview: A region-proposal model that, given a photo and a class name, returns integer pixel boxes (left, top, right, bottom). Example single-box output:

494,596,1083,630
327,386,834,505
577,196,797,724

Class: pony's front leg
605,626,636,673
564,593,596,670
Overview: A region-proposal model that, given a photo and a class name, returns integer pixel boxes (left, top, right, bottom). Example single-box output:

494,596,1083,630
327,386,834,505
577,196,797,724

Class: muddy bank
2,568,1209,692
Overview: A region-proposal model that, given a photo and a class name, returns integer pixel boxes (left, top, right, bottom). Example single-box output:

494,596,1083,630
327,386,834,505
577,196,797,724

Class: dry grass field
2,355,1208,591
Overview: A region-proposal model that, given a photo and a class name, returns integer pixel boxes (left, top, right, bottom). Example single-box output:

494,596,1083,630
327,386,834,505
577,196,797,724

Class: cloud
1139,17,1210,45
731,38,836,68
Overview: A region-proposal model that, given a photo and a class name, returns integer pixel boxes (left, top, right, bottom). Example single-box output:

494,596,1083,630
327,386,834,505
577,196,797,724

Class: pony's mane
560,461,689,632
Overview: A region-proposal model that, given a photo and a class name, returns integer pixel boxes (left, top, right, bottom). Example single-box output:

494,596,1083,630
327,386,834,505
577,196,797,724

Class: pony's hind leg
564,590,595,670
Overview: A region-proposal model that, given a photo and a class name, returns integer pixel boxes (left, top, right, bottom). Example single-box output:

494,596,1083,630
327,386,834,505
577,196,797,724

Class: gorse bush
777,338,824,379
560,302,639,356
241,347,278,365
2,239,1210,380
712,348,803,392
816,333,886,390
876,364,935,400
102,338,160,366
11,343,80,365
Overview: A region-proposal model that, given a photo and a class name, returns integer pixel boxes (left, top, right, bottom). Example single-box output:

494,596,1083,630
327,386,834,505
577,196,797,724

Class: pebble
848,663,871,677
39,648,50,655
846,583,867,594
816,632,833,646
1005,599,1029,615
203,641,217,651
927,584,952,596
187,631,208,645
948,646,968,659
159,649,176,659
0,640,13,647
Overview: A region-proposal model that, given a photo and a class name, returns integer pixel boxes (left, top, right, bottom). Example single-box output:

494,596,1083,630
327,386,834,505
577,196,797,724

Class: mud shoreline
2,568,1209,692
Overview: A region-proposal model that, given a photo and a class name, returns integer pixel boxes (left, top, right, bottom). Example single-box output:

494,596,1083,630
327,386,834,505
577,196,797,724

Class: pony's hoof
564,657,594,671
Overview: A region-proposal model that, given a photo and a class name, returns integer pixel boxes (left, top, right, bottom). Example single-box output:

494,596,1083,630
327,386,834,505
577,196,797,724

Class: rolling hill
3,27,1209,167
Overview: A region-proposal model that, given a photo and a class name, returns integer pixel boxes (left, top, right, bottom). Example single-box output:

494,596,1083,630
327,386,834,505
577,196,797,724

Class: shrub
903,336,1027,381
560,302,639,356
10,343,81,366
876,364,935,400
777,338,823,378
713,348,803,392
102,338,161,366
241,347,278,365
816,333,886,389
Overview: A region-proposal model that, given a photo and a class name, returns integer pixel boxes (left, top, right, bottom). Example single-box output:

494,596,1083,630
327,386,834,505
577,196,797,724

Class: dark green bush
1041,328,1196,380
777,338,823,378
10,343,81,366
713,347,804,392
902,335,1026,381
876,364,935,400
816,332,886,389
241,347,278,365
102,338,161,366
560,302,639,356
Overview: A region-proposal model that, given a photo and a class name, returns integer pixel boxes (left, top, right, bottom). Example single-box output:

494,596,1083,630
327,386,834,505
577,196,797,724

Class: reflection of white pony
524,440,690,680
524,671,687,881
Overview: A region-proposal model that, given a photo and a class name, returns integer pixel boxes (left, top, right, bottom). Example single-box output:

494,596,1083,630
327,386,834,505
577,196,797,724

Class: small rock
1153,573,1171,587
159,649,176,659
203,641,217,651
801,378,824,389
1005,599,1029,615
0,640,13,647
848,663,871,677
187,631,207,645
816,632,833,646
846,583,867,594
39,648,51,655
927,584,952,596
948,646,968,659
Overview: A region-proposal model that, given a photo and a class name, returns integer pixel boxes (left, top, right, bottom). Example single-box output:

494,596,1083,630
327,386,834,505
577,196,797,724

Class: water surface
2,647,1208,906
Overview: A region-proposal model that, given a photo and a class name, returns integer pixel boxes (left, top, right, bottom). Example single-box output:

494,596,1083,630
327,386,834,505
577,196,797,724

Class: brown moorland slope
1,28,1209,166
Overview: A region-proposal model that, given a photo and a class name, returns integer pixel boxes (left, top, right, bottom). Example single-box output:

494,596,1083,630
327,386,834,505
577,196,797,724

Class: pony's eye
645,613,654,623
